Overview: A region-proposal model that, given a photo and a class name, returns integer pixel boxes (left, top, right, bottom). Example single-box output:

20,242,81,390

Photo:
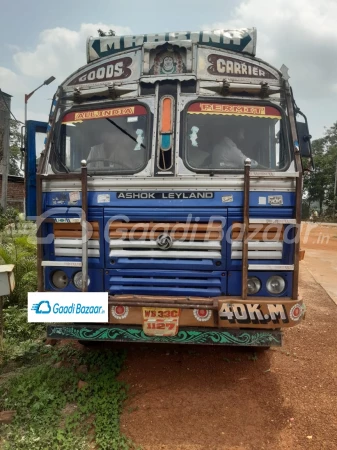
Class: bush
4,306,44,342
0,235,37,307
0,307,45,366
0,346,131,449
0,206,20,232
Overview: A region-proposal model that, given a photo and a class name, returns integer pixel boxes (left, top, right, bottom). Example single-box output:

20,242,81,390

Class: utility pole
0,91,11,211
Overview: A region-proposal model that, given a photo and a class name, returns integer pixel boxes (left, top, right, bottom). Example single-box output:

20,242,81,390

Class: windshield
185,102,289,171
55,105,149,173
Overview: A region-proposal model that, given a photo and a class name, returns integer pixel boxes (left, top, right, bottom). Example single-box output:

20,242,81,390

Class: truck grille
231,222,283,260
53,222,100,258
107,269,224,297
109,221,222,260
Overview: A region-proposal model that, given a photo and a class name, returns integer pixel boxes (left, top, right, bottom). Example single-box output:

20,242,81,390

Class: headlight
266,276,285,294
51,270,69,289
247,277,261,295
73,271,90,290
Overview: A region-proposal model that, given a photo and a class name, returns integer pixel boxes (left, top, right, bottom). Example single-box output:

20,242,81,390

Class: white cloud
13,23,131,84
0,67,23,94
0,23,131,122
205,0,337,98
203,0,337,136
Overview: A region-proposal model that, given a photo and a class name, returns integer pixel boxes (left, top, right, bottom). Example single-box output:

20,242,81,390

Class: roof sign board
87,28,257,62
197,48,280,85
63,50,141,88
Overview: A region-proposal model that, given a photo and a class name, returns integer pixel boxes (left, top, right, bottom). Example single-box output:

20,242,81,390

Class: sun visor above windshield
62,105,147,124
87,29,257,62
188,103,281,119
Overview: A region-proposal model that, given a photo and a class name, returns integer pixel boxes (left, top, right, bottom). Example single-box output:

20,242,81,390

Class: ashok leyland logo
156,233,173,250
28,293,108,323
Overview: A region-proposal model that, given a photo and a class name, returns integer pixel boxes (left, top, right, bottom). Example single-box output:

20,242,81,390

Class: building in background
0,174,24,211
0,91,23,211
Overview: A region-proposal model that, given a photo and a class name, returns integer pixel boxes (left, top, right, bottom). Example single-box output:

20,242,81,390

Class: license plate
142,308,180,337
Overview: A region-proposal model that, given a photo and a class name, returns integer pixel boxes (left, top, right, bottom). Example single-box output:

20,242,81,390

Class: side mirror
296,121,312,157
295,110,314,171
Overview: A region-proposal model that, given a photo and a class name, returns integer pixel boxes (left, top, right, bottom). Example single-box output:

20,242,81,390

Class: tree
9,119,22,176
304,122,337,216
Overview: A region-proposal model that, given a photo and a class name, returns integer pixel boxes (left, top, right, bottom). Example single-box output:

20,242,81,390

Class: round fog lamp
266,276,285,294
73,271,90,290
51,270,69,289
247,277,261,295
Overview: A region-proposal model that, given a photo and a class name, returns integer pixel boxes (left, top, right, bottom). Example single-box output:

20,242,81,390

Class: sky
0,0,337,139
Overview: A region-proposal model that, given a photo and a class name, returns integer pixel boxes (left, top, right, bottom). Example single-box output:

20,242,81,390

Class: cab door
25,120,47,218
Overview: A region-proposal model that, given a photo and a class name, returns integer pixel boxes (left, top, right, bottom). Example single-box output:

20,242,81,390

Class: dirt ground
301,222,337,303
119,223,337,450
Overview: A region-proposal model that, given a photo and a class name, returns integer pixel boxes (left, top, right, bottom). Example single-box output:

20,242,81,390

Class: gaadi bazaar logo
188,103,281,119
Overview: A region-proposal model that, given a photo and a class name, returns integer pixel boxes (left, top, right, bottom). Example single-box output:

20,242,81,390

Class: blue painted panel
26,120,48,218
105,269,226,297
228,271,293,297
44,267,104,292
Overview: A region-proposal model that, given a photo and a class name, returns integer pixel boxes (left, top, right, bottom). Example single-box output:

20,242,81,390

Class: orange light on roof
160,96,173,133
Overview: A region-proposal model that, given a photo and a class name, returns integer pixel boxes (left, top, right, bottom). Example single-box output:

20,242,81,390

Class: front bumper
108,295,305,329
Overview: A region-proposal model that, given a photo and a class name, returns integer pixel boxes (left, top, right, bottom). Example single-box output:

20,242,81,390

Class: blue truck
25,28,313,347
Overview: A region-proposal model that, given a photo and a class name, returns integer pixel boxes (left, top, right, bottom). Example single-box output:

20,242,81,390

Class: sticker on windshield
189,126,199,147
134,129,144,151
127,116,138,122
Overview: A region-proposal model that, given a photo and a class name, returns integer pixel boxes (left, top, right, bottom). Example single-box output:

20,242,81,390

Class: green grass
0,222,138,448
0,344,137,450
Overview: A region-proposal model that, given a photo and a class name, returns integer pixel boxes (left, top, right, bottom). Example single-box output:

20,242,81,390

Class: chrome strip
249,218,296,224
41,261,82,267
232,250,283,260
248,264,294,271
232,242,283,251
109,249,221,259
42,176,296,192
110,239,221,250
54,239,100,249
55,248,99,257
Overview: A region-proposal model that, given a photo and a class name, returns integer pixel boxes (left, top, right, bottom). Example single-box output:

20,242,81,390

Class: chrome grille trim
54,238,100,257
109,249,221,259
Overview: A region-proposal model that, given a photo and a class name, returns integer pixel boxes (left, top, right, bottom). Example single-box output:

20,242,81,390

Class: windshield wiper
107,118,146,149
